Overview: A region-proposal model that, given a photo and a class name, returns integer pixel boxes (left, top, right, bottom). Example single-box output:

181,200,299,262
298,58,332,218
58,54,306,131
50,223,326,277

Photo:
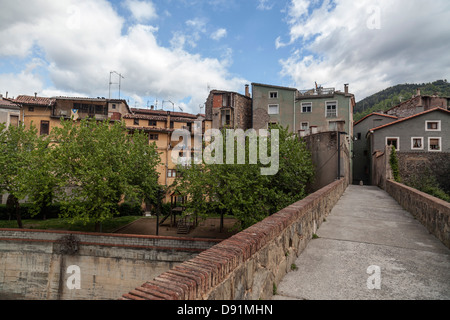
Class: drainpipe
338,131,348,180
293,91,296,133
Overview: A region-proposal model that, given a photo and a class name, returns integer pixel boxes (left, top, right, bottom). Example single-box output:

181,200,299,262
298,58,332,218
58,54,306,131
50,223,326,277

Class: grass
0,216,142,233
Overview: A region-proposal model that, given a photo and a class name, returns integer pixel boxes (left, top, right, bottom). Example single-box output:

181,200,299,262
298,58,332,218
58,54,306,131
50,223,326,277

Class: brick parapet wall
121,179,347,300
0,228,220,253
386,180,450,248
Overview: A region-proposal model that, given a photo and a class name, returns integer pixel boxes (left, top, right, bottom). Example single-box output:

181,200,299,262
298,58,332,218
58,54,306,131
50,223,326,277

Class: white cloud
280,0,450,100
0,0,246,113
257,0,274,11
211,28,227,41
124,0,158,22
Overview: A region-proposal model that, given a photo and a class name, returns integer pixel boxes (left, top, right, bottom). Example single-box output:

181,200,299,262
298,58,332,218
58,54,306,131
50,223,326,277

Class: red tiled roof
354,112,398,126
131,108,198,119
370,107,450,132
0,98,20,109
14,95,55,106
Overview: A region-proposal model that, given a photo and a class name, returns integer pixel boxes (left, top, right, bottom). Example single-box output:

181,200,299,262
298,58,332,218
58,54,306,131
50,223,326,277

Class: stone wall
385,180,450,248
121,179,347,300
0,229,220,300
397,152,450,194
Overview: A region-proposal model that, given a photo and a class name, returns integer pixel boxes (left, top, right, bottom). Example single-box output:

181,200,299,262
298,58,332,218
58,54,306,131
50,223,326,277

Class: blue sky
1,0,450,114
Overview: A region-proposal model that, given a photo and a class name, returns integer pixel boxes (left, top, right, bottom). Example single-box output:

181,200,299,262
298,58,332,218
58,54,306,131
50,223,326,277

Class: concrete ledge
385,180,450,248
121,179,347,300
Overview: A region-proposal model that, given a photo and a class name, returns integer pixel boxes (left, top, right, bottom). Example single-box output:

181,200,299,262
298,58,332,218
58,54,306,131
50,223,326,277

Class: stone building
205,85,252,130
0,94,20,128
385,89,450,118
353,113,398,185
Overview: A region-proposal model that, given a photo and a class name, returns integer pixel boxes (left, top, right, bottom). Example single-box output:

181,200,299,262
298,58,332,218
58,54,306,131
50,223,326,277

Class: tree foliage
354,79,450,121
173,125,315,230
51,118,160,228
0,119,161,229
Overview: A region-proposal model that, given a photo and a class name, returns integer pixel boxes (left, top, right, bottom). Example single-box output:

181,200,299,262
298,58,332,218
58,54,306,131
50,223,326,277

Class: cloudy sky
1,0,449,114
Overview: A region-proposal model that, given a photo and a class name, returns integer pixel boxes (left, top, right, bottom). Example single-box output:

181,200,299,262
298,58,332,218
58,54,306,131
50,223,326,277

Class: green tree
0,123,40,227
173,125,314,231
51,118,160,231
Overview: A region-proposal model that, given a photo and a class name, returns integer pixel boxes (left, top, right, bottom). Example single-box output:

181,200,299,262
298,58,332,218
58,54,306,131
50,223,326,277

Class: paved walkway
273,185,450,300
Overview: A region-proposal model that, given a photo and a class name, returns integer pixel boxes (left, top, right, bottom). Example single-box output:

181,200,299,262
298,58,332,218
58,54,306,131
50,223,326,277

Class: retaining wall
386,180,450,248
122,179,347,300
0,229,220,300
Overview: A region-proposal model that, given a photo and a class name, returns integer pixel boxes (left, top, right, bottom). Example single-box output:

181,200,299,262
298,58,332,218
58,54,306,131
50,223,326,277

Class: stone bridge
120,179,449,300
1,179,449,300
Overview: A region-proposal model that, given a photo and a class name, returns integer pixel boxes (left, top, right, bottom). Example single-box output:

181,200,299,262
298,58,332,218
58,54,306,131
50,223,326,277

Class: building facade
205,86,252,130
368,108,450,154
122,108,211,204
353,113,398,185
385,89,450,119
0,95,20,128
251,83,355,138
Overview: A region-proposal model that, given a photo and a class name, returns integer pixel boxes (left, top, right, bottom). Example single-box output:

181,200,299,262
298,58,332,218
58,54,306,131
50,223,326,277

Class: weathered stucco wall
386,180,450,249
0,230,220,300
122,179,347,300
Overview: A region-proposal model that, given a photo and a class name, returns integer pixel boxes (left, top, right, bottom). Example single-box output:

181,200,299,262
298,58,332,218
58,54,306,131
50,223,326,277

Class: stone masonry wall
121,179,347,300
0,230,220,300
386,180,450,249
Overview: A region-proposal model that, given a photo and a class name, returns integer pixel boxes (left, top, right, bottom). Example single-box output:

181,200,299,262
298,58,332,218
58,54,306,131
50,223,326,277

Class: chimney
5,92,8,99
344,84,349,95
245,84,250,98
34,92,37,100
416,88,421,97
151,105,154,110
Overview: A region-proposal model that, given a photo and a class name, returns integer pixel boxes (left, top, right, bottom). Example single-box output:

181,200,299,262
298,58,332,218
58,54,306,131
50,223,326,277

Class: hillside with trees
354,80,450,122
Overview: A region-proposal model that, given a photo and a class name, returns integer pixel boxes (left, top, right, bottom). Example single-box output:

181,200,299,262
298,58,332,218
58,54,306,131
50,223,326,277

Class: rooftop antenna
109,71,125,99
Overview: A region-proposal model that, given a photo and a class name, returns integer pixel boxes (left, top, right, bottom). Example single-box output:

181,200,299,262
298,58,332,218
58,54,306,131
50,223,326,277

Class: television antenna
109,71,125,99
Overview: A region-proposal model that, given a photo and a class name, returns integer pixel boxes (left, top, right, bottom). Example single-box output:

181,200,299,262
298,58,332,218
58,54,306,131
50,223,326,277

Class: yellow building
12,95,211,204
124,108,211,203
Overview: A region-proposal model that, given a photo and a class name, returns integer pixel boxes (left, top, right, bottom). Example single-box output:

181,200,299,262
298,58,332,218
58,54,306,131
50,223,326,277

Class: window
167,169,177,178
10,115,19,127
326,101,337,118
221,109,231,126
357,133,362,140
386,137,399,150
411,137,423,150
428,137,441,151
148,120,157,126
40,120,50,136
134,119,139,125
328,121,338,131
301,102,312,113
149,134,159,140
269,91,278,99
268,104,279,115
425,120,441,131
28,107,34,112
301,122,309,131
170,121,174,129
111,104,116,110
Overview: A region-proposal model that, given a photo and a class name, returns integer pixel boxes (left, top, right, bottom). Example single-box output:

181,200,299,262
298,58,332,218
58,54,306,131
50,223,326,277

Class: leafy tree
173,125,314,231
0,123,40,227
51,118,160,231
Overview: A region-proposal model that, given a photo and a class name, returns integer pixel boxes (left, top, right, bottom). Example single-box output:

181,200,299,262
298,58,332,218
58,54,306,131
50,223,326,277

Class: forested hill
354,80,450,122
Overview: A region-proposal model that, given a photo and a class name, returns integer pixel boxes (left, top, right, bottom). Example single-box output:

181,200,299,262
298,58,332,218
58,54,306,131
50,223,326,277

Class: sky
1,0,450,115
